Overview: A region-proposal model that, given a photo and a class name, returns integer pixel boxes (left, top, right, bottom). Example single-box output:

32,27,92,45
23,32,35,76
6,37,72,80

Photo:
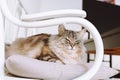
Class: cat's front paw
56,60,64,64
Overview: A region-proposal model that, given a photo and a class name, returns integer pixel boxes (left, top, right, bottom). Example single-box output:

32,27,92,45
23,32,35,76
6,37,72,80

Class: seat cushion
6,55,88,80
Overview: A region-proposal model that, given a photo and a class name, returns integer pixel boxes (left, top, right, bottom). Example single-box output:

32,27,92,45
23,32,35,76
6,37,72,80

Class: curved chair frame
0,0,104,80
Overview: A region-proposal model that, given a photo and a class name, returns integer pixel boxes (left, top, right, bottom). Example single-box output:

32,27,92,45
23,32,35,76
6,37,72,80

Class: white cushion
6,55,88,80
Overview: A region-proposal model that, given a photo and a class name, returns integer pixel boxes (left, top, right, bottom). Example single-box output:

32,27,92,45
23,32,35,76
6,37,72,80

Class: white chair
0,0,104,80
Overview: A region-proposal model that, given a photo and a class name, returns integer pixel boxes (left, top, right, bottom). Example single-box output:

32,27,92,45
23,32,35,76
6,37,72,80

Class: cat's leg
56,60,64,64
26,47,42,59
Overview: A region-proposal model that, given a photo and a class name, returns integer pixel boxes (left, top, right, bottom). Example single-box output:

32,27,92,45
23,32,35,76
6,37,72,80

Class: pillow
6,55,88,80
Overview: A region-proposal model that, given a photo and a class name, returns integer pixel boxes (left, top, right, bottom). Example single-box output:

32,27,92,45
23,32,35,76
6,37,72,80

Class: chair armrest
21,9,86,21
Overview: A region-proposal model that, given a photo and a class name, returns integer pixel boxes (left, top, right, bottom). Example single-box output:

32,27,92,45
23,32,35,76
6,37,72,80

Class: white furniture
0,0,104,80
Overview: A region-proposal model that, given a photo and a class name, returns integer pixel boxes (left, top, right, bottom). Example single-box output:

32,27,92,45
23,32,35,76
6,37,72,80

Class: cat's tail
5,43,11,53
5,43,11,60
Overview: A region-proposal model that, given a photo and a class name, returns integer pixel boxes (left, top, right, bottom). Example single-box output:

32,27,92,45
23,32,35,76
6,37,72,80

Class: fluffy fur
5,24,86,64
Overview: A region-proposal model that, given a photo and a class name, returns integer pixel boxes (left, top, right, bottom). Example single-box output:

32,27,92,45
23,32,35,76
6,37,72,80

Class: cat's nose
68,46,73,50
69,45,73,50
70,46,75,50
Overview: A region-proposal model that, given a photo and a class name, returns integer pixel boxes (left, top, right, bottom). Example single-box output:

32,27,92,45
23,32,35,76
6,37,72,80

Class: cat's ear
58,24,66,35
79,29,87,38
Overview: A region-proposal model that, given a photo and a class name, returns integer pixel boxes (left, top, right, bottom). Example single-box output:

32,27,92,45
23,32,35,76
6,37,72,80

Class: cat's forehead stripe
66,30,77,39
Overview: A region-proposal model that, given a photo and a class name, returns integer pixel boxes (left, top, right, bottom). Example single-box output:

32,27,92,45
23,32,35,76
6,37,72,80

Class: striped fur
5,24,86,64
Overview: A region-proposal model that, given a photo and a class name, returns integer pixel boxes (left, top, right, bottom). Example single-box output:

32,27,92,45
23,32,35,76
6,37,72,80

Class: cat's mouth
67,46,78,50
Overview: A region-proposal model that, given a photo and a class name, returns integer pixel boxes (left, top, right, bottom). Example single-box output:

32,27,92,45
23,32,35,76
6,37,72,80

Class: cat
5,24,86,64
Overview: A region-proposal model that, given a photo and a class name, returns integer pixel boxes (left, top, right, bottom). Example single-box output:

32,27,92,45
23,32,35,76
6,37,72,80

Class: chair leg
87,54,90,63
110,55,112,68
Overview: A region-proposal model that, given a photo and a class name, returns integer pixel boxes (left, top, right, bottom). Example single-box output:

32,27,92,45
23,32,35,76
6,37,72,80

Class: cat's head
56,24,86,50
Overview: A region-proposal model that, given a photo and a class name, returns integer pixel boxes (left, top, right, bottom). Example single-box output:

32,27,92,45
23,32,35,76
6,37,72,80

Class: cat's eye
75,40,81,44
65,40,69,44
61,39,69,44
64,38,70,44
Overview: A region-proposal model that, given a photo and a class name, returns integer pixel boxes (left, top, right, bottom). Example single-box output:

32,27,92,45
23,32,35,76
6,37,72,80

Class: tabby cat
5,24,86,64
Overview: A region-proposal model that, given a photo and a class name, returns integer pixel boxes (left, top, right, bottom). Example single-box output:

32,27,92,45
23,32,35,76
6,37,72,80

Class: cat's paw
56,60,63,64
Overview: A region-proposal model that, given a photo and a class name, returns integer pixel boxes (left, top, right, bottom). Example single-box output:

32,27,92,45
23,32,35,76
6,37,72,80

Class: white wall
21,0,40,14
39,0,82,12
115,0,120,6
21,0,82,13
